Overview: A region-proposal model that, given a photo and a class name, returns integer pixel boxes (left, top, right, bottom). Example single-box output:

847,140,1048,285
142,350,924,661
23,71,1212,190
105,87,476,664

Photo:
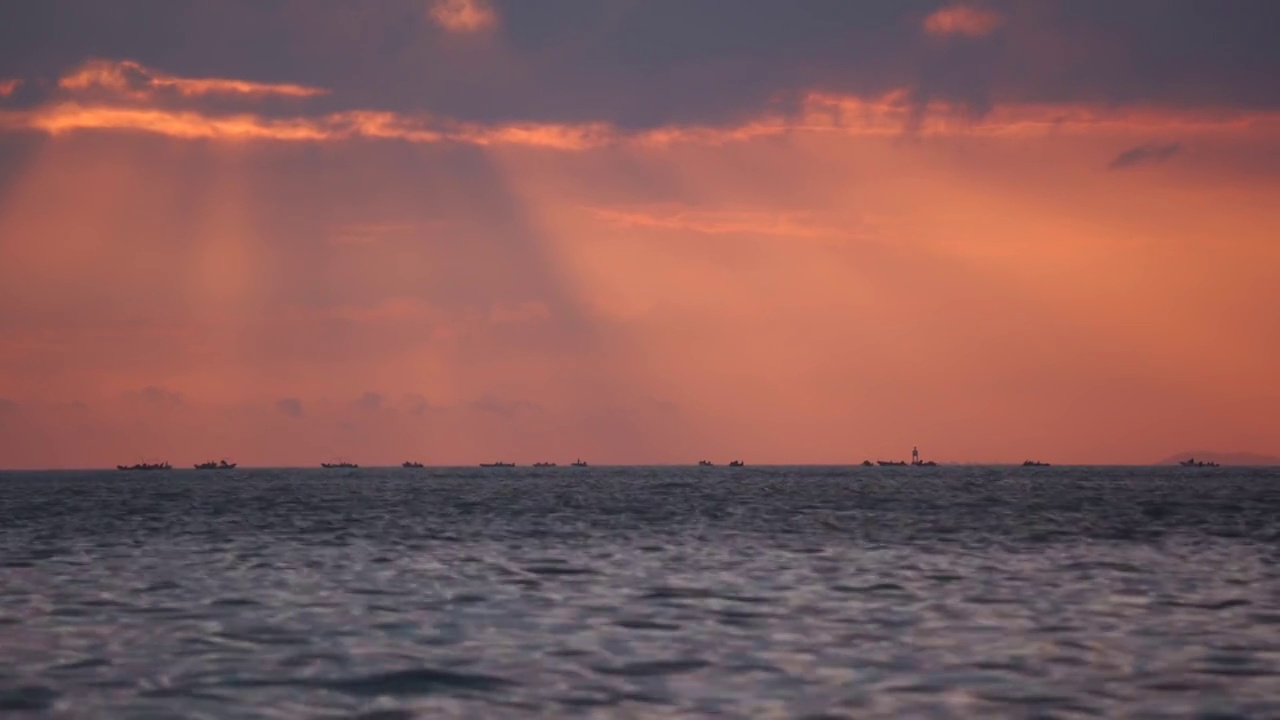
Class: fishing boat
728,460,744,467
908,446,937,466
480,461,515,468
1179,458,1219,467
321,460,359,469
116,461,171,471
571,459,588,467
402,461,424,468
698,460,713,466
194,460,236,470
1022,460,1050,467
533,462,557,467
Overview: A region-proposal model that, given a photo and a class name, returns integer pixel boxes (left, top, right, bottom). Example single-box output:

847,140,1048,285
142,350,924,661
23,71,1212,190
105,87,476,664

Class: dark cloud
1108,142,1182,170
126,385,183,407
352,391,384,412
275,397,304,417
470,393,540,417
1,1,1278,130
403,393,440,417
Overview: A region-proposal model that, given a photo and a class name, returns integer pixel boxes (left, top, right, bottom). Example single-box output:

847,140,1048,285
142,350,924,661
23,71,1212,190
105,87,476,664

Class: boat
533,462,557,467
877,460,907,466
698,460,713,466
321,461,359,469
116,461,171,471
908,446,937,467
1179,458,1220,468
1022,460,1050,467
194,460,236,470
571,459,588,467
402,461,424,468
480,462,515,467
861,460,874,467
729,460,744,467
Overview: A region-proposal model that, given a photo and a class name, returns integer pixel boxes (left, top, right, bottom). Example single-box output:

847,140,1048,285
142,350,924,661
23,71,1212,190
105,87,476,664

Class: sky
0,0,1277,468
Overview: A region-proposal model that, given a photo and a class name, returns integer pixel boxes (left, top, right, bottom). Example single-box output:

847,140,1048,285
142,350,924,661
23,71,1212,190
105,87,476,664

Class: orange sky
1,2,1278,468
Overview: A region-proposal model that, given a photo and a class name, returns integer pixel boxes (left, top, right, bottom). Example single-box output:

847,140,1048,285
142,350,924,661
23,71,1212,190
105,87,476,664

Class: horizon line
4,461,1279,472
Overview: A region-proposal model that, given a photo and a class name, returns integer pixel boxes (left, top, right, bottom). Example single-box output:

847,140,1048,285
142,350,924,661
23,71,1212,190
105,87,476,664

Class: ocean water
2,465,1279,719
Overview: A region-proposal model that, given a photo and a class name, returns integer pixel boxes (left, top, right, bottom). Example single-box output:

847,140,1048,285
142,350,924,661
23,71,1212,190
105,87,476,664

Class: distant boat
194,460,236,470
533,462,557,467
908,446,936,467
480,462,515,468
729,460,744,467
1179,458,1220,468
402,461,424,468
571,459,588,467
698,460,713,466
117,461,171,471
1022,460,1050,467
861,460,874,467
321,461,359,469
877,460,907,466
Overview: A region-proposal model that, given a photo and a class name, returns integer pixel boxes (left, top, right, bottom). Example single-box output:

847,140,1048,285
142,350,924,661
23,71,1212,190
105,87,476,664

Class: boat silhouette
1022,460,1050,467
861,460,874,466
908,446,937,467
321,460,358,469
877,460,907,466
194,460,236,470
401,461,424,468
571,459,588,467
1179,457,1219,467
729,460,744,467
533,462,557,467
698,460,713,466
116,461,171,471
480,462,515,467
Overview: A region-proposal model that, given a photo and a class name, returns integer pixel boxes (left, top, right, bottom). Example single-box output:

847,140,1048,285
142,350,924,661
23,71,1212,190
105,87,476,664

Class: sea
2,465,1279,719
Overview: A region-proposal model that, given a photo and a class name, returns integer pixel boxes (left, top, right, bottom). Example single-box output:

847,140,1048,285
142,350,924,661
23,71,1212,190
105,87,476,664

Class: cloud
0,102,616,148
591,206,843,241
3,2,1280,134
126,386,184,407
797,91,1276,138
923,4,1004,38
5,59,1277,148
58,59,327,100
0,79,20,98
6,89,1273,151
403,393,440,417
275,397,304,418
1108,142,1183,170
470,394,540,418
429,0,497,34
353,391,384,412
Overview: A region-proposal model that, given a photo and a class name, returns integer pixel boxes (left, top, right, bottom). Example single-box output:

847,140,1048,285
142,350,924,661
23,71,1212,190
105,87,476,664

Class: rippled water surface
3,466,1280,718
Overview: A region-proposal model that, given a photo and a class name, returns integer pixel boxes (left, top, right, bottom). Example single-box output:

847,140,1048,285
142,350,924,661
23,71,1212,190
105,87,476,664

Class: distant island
1157,451,1280,467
